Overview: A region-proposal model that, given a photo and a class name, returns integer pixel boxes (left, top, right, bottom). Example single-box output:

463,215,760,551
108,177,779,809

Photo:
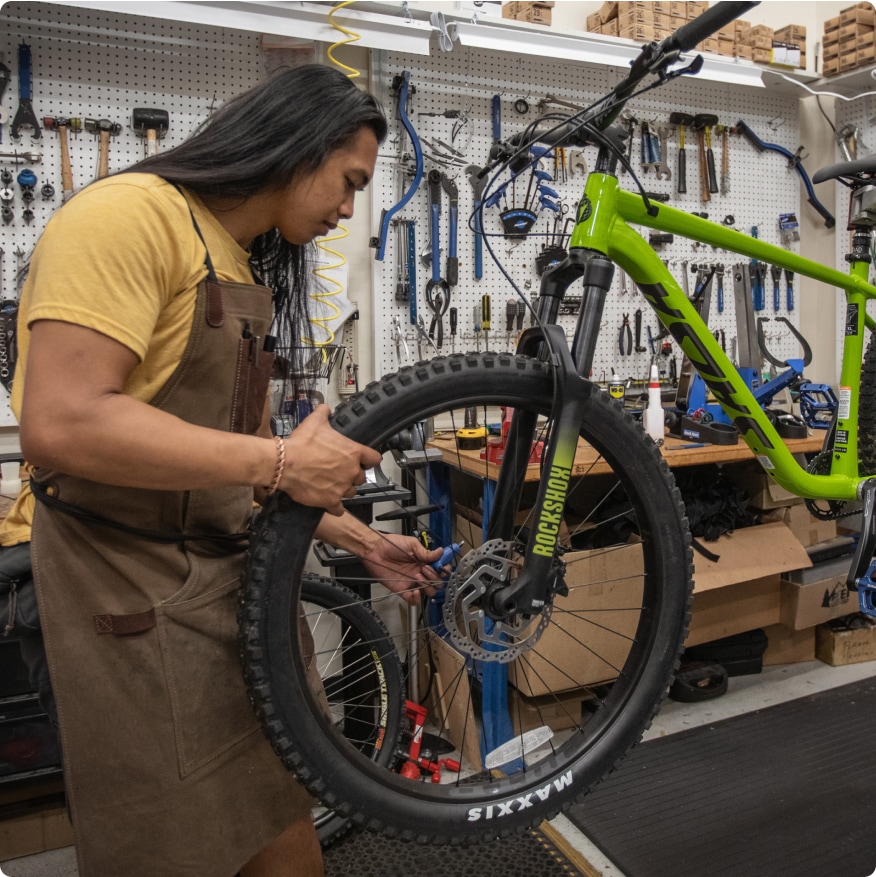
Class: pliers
618,313,632,356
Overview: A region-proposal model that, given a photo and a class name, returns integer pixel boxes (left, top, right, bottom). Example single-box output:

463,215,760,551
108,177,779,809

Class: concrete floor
3,658,876,877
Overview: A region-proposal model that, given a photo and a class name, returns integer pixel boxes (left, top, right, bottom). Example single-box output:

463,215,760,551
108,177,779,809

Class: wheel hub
442,539,552,663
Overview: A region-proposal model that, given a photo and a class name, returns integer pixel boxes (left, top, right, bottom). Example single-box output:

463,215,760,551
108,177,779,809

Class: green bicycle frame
571,172,876,503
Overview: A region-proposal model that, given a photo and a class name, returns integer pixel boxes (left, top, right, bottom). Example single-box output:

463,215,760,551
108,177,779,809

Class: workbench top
427,430,825,481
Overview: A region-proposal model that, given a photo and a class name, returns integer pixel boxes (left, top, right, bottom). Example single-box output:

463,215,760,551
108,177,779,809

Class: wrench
0,150,42,163
653,126,672,181
10,45,41,141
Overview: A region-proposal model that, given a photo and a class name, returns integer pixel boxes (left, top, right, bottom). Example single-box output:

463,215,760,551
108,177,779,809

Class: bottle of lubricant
643,363,665,444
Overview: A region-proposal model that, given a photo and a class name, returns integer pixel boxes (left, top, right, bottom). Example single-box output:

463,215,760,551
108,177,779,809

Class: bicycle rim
299,574,406,846
241,353,693,842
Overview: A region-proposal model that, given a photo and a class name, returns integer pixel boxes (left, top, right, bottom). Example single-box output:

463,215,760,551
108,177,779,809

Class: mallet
131,107,169,156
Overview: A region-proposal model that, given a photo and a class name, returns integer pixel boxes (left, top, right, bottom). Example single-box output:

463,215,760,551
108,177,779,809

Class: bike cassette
442,539,552,663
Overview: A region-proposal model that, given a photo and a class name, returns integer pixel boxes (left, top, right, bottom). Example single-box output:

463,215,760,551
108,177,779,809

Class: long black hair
120,65,388,345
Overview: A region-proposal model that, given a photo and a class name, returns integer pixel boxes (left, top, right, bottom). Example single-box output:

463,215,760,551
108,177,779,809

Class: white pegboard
370,43,806,389
0,1,265,426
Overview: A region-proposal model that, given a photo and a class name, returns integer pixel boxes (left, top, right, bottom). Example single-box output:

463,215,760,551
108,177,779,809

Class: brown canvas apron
30,215,313,876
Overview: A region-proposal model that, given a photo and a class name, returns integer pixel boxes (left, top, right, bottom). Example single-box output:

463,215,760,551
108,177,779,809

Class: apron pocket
156,577,259,779
230,338,274,435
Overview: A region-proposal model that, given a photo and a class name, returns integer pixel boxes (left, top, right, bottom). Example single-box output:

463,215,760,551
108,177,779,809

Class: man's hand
360,533,444,606
283,406,382,515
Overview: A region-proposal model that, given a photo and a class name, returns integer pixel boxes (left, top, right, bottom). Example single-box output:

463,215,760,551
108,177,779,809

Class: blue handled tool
736,119,835,229
431,543,461,570
10,44,41,141
371,72,423,261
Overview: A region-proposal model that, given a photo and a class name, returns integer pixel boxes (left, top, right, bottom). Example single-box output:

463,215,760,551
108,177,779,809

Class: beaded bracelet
265,435,286,496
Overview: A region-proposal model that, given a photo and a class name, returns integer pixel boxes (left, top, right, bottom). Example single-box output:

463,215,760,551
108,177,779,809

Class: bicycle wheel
241,352,693,843
298,574,407,847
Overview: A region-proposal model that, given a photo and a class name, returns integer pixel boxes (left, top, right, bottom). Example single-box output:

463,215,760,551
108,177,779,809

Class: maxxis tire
240,352,693,843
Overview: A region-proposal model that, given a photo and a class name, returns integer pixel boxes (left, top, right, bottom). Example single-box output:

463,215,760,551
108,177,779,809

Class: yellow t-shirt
0,174,259,546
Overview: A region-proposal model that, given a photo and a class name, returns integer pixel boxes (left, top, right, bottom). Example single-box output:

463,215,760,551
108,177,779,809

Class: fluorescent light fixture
40,0,434,54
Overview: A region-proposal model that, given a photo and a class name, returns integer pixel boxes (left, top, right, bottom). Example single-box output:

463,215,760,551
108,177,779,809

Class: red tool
399,701,461,782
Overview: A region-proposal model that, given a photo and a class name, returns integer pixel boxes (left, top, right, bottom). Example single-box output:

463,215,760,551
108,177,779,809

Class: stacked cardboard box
587,1,711,44
735,22,807,69
822,3,876,77
502,1,554,26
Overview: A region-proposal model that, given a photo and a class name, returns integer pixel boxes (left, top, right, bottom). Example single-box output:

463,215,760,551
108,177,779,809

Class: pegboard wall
370,43,807,391
0,1,266,427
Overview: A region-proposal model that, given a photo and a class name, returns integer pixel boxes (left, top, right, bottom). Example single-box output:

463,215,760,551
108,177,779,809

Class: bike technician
12,65,442,877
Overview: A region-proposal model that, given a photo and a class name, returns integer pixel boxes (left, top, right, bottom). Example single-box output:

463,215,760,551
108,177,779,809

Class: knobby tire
240,352,693,843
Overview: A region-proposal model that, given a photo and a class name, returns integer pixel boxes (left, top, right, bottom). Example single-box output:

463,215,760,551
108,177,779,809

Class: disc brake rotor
442,539,552,663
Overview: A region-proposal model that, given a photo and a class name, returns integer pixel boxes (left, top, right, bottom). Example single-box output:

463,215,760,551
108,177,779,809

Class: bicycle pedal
855,568,876,617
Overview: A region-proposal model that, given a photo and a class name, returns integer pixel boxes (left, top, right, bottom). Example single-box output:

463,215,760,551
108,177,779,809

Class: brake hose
371,71,424,261
736,120,835,229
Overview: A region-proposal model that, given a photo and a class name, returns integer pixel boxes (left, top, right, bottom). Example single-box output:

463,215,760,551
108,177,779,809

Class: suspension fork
485,251,615,618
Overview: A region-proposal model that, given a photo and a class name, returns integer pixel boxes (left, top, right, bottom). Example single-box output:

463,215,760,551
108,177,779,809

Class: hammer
131,107,169,156
85,118,121,178
43,115,74,202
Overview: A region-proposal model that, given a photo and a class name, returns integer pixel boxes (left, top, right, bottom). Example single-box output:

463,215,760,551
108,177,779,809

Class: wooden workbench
427,430,825,481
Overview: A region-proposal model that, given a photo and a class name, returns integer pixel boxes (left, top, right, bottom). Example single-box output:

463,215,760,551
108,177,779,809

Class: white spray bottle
642,363,664,444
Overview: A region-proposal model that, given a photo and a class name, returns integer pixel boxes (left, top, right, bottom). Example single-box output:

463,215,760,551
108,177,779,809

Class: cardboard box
517,3,552,25
509,688,584,736
824,15,841,34
726,460,805,510
780,554,858,630
602,18,620,36
839,21,875,43
859,41,876,64
822,55,841,76
618,5,654,27
426,632,484,771
816,615,876,666
670,0,687,16
775,24,807,42
599,0,619,23
620,23,655,41
840,4,876,27
735,43,753,59
587,11,602,31
687,1,708,16
687,575,782,646
840,48,860,70
509,543,644,697
0,805,73,860
761,503,837,548
692,521,811,593
686,522,811,646
763,624,816,665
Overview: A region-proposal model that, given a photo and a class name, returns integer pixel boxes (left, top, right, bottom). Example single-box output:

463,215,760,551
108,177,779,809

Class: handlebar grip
808,196,837,229
668,1,760,52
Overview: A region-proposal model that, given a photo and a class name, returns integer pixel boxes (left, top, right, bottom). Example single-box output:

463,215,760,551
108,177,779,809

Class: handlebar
666,1,760,53
490,1,760,172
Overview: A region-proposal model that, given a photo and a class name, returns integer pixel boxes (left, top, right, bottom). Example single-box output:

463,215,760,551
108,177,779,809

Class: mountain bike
239,0,876,844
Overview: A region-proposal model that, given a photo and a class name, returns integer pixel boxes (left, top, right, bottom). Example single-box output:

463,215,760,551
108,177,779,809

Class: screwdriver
505,299,517,347
449,306,457,353
473,304,482,352
481,294,491,350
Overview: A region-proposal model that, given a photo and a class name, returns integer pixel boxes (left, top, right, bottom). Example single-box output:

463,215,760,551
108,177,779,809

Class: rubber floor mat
324,824,590,877
566,676,876,877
